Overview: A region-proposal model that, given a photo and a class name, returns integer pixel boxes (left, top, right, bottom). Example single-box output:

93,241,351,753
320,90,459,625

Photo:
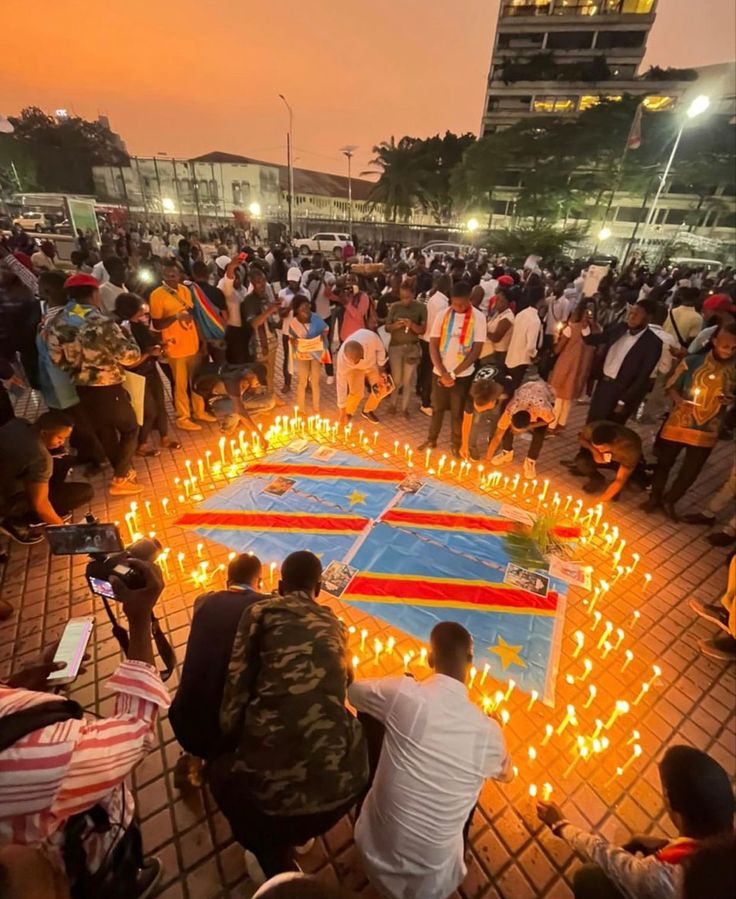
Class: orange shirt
149,284,200,359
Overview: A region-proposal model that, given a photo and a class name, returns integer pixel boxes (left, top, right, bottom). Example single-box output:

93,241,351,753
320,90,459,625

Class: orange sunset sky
2,0,734,177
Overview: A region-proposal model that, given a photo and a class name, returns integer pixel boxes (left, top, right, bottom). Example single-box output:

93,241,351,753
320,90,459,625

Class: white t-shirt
479,277,498,315
421,291,449,343
649,323,679,376
99,282,125,315
301,269,336,320
277,286,304,337
484,308,515,356
217,276,246,328
349,674,512,899
429,305,486,377
505,306,542,369
336,329,387,408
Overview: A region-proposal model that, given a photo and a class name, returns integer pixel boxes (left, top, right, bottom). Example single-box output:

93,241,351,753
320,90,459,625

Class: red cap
497,275,514,287
63,273,100,289
702,293,735,314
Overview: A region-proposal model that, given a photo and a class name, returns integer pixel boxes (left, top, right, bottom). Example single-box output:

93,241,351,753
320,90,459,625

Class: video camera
46,516,176,680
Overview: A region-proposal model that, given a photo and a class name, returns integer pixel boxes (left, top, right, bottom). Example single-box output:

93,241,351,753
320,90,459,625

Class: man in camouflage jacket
211,550,368,879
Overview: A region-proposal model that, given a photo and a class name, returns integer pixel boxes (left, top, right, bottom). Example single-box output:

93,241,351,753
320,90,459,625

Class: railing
501,0,654,16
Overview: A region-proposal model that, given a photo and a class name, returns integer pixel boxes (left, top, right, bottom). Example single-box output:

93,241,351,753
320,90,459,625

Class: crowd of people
0,221,735,898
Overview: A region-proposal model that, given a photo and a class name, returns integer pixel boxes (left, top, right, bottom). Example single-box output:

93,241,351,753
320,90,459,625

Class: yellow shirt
149,284,200,359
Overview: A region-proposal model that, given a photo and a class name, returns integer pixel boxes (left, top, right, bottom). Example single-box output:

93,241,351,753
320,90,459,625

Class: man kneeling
348,622,513,899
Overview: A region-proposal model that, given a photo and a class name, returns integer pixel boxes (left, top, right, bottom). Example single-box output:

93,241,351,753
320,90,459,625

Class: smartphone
47,617,94,685
87,576,116,599
46,523,124,556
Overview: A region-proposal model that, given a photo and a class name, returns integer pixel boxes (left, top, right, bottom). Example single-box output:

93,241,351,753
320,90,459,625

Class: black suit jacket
585,324,663,409
169,587,268,760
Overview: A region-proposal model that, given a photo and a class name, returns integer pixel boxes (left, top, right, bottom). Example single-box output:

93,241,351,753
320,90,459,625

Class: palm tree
362,137,424,222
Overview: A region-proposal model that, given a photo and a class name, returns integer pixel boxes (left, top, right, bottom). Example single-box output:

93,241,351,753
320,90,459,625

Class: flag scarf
187,282,225,340
177,442,573,701
439,307,474,357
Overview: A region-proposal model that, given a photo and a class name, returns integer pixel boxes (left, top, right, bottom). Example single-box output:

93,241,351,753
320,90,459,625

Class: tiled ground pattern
1,370,734,899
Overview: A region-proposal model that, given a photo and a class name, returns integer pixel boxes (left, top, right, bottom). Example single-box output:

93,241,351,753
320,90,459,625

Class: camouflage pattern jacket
220,590,368,816
45,302,141,387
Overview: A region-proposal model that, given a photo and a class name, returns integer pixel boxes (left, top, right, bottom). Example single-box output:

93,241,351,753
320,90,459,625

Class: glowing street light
467,217,479,232
248,201,262,218
161,197,175,213
597,226,612,241
686,94,710,119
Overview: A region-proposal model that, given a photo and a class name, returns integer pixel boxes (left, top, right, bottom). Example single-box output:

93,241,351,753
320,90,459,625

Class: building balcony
501,0,655,17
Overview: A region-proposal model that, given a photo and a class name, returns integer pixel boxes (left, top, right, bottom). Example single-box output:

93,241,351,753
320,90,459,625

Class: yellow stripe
355,572,518,589
342,593,556,617
193,522,360,535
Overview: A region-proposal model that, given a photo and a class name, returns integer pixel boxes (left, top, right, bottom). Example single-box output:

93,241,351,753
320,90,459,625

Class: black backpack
0,699,144,899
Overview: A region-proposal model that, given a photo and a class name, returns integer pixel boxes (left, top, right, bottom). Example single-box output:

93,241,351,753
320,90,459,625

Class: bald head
429,622,473,682
344,341,364,364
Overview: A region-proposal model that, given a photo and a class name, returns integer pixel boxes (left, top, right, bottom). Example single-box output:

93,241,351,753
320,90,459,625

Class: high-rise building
480,0,687,134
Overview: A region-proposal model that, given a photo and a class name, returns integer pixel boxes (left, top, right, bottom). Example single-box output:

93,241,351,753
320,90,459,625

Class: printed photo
322,560,358,598
504,562,550,598
262,477,296,497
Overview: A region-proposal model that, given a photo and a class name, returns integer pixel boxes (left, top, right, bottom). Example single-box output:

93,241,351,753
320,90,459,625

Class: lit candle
573,630,585,658
420,647,428,667
527,689,539,711
528,746,537,762
580,658,593,682
438,455,446,475
144,500,152,519
185,459,194,480
556,704,577,735
643,573,652,592
528,783,538,798
218,436,226,465
374,639,383,664
393,440,399,455
589,586,601,613
630,610,641,628
604,700,629,730
626,729,641,746
542,782,553,801
360,629,368,652
373,430,379,447
563,744,589,778
621,743,643,774
650,664,662,686
480,662,490,685
541,723,554,746
584,684,597,709
403,653,411,672
162,497,170,515
424,447,431,469
615,628,625,649
621,649,634,672
504,679,515,702
631,552,640,572
269,561,277,589
205,450,212,471
197,459,205,482
693,387,701,405
468,666,478,689
500,709,510,726
633,682,650,706
352,655,360,671
177,551,185,572
601,641,613,659
593,718,604,739
387,637,396,655
592,610,602,631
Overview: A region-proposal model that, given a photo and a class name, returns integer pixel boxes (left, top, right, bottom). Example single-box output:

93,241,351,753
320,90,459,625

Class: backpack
0,700,144,899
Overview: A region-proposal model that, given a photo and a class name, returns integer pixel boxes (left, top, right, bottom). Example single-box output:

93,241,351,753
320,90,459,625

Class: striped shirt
0,661,169,874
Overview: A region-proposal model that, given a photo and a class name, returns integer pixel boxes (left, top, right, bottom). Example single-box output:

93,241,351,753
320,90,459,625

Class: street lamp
640,94,710,249
340,145,358,238
248,201,261,218
598,226,612,241
278,94,295,238
467,217,480,232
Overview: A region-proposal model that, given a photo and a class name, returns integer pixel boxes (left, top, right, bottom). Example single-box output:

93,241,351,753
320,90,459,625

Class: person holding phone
384,279,427,419
0,560,170,899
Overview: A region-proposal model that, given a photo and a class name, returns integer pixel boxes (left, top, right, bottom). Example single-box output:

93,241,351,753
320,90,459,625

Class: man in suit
584,300,662,424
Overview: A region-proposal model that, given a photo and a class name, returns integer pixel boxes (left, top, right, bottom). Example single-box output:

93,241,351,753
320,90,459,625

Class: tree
6,107,128,195
362,136,426,222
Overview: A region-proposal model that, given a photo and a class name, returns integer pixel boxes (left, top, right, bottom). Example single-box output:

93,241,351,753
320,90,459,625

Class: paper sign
498,503,535,526
549,558,592,590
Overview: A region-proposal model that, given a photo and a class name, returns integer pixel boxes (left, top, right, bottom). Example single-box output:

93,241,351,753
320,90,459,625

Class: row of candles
117,404,660,794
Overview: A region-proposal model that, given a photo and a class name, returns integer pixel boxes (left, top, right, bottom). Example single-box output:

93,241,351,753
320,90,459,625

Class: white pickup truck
297,232,351,258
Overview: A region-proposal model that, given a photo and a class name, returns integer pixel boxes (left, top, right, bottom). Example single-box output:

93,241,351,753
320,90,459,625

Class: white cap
287,267,301,282
216,255,232,269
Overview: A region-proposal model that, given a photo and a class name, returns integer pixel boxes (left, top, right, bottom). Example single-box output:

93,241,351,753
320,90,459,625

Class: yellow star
489,636,527,671
348,489,368,507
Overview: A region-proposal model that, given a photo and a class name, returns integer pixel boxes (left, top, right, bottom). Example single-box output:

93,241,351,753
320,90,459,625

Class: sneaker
160,437,182,449
196,412,218,423
708,531,736,548
83,461,109,477
491,450,513,467
326,376,335,385
420,406,433,417
109,478,144,496
177,419,201,431
136,444,160,458
244,850,267,885
451,447,462,459
362,410,380,424
0,521,45,545
662,500,679,522
135,857,163,899
583,479,605,494
417,441,437,452
689,599,730,633
523,458,536,480
698,632,736,662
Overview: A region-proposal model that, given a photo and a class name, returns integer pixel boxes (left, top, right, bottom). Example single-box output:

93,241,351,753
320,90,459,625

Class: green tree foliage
6,107,128,195
364,131,475,224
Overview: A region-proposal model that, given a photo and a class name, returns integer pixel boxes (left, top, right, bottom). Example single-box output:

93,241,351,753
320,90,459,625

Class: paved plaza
1,384,734,899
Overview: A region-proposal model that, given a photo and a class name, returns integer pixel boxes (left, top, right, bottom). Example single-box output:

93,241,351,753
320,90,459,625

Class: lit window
579,95,600,111
532,96,576,113
643,95,674,111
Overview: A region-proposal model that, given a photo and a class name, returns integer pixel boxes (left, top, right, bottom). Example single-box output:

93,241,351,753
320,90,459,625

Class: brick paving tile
2,377,734,898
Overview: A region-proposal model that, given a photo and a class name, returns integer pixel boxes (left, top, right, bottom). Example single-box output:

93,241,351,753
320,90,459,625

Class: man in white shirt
349,622,513,899
301,254,337,382
504,296,542,391
217,256,249,364
418,282,485,456
277,267,307,392
98,257,127,314
664,287,703,347
418,275,451,415
336,329,388,425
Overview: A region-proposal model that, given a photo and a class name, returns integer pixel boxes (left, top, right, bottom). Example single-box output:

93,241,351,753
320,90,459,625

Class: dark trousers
417,341,433,407
507,363,528,393
322,315,334,378
1,468,93,524
573,863,626,899
225,325,250,365
502,424,548,460
138,370,169,445
0,382,14,427
537,334,556,381
587,379,634,424
650,438,713,504
281,334,292,389
207,756,357,878
76,384,139,479
62,401,107,465
427,375,473,450
572,448,649,491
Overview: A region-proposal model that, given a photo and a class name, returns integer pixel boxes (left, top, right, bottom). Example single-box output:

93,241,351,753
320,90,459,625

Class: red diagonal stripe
345,573,558,613
246,462,405,482
176,511,368,532
382,508,581,539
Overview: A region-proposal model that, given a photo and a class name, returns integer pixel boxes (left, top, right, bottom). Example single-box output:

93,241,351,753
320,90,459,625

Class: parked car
421,241,472,259
12,211,50,232
297,232,351,258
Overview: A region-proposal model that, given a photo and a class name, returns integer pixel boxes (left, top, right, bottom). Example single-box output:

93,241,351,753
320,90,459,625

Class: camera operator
170,553,268,761
0,560,170,899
